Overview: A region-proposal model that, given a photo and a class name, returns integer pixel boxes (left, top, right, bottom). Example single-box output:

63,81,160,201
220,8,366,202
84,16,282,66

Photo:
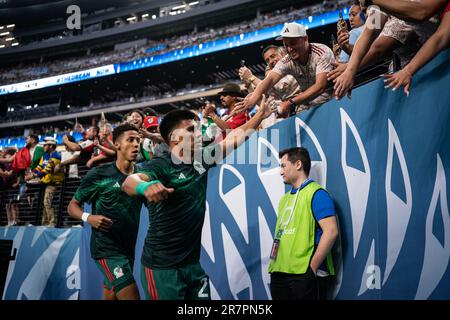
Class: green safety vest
268,181,335,275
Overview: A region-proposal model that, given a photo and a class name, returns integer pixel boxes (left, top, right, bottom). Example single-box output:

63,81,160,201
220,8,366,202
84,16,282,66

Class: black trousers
270,268,318,300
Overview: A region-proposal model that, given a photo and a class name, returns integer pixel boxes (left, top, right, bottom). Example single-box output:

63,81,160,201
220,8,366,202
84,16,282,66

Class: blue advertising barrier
1,50,449,299
202,50,450,300
0,226,81,300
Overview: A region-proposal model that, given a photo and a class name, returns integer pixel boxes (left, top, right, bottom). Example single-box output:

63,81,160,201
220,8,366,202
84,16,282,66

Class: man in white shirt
235,22,335,115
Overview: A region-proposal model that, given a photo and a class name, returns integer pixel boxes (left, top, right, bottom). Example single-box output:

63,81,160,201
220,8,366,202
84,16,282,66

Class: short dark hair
5,147,17,156
65,135,76,143
112,123,139,143
159,110,199,144
279,147,311,175
130,109,145,120
351,1,362,10
143,107,158,117
28,134,39,143
262,45,279,59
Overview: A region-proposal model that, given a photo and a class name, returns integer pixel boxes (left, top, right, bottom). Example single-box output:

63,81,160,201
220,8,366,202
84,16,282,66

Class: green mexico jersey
138,150,213,269
74,162,143,259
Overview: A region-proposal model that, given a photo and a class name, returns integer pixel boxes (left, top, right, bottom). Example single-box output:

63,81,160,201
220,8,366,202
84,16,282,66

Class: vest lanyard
276,179,311,239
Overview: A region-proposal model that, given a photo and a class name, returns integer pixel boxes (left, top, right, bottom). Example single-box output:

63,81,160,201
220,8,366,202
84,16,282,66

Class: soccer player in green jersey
68,123,143,300
122,95,272,300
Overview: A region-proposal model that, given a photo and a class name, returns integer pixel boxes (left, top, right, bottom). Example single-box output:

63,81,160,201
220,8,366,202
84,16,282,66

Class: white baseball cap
43,137,57,145
276,22,307,40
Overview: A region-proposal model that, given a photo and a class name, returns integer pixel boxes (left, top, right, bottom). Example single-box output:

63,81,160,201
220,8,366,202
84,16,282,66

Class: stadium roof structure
0,7,349,96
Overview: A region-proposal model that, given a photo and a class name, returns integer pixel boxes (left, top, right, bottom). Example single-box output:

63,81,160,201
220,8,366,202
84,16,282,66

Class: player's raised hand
144,182,175,203
233,94,254,115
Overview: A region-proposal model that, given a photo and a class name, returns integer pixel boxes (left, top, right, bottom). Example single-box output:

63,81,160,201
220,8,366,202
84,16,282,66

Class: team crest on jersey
113,266,124,279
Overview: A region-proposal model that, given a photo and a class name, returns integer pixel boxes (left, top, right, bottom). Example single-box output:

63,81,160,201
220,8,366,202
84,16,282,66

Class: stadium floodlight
5,37,14,41
6,24,15,28
0,44,5,49
11,42,19,46
0,26,3,29
169,11,177,15
142,13,149,18
172,4,186,10
127,16,137,21
152,14,157,19
0,31,10,36
189,1,199,5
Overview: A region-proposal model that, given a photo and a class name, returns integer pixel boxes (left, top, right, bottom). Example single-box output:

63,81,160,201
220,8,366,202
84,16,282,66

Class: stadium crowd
0,0,350,85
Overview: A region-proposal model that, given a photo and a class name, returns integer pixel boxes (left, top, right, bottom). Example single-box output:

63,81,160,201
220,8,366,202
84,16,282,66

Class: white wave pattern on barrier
219,164,249,244
201,201,215,263
383,119,412,285
2,227,25,300
415,154,450,299
31,227,46,246
221,223,253,300
257,137,284,214
358,239,375,296
295,117,327,187
66,248,80,300
210,279,221,300
340,108,371,258
17,229,71,300
331,215,344,299
258,207,272,299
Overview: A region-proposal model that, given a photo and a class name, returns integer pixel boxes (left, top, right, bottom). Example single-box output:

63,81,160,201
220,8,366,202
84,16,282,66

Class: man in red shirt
203,83,249,135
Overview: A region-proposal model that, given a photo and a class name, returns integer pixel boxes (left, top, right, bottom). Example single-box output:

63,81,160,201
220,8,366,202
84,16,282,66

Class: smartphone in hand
337,11,347,31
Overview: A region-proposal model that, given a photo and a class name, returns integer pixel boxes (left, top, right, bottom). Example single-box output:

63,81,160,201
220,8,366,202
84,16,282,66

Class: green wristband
135,180,160,196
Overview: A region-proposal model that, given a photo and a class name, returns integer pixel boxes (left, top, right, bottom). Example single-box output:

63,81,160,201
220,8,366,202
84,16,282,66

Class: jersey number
198,277,209,298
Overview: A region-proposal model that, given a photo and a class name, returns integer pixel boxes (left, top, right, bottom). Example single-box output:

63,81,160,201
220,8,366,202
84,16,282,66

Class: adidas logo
178,173,186,180
113,182,121,188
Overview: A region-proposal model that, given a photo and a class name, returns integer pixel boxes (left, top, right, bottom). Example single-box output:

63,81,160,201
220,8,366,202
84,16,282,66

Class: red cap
143,116,159,129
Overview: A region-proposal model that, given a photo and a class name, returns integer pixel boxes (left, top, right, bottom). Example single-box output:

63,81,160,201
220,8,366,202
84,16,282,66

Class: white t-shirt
29,145,36,160
61,150,80,178
272,43,335,106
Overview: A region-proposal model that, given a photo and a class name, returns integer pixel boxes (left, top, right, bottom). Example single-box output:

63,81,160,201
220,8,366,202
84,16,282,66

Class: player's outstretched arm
123,173,174,203
214,94,272,162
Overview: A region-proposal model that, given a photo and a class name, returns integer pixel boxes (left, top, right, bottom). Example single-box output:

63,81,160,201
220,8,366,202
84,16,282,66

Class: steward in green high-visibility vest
269,147,339,300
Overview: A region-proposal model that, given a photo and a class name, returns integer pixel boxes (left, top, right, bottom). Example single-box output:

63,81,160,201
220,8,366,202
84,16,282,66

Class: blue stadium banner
201,50,450,300
0,226,81,300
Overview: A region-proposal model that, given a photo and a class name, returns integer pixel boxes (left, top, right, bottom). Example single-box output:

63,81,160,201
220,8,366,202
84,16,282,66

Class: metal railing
0,164,91,228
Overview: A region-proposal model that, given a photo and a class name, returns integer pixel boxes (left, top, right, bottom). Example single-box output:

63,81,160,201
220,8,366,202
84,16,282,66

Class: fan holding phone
336,2,365,63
